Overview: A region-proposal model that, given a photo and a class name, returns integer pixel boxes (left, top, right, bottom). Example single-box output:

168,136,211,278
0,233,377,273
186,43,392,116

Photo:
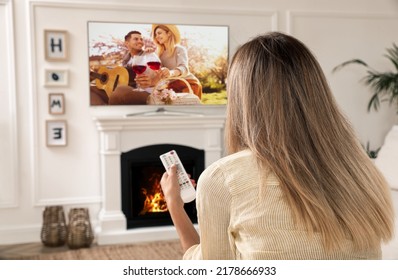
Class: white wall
0,0,397,245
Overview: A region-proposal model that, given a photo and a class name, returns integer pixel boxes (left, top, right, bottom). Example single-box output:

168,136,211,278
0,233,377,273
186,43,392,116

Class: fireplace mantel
93,113,225,245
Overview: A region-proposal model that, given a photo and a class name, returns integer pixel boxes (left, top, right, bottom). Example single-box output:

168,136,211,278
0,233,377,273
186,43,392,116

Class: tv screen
88,21,228,106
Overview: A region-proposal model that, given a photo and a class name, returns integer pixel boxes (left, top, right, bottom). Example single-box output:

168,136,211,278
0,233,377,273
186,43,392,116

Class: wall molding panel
286,10,398,34
0,0,19,208
35,195,102,207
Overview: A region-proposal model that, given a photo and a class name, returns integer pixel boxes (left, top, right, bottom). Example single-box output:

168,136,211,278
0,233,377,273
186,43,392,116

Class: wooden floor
0,239,184,260
0,241,99,260
2,239,397,260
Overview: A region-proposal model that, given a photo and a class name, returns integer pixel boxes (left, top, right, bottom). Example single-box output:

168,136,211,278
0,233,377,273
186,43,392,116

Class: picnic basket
147,77,201,105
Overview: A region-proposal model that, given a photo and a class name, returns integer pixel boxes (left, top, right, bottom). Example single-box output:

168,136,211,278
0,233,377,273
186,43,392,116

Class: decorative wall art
44,30,68,61
46,120,67,147
48,93,65,115
44,69,68,87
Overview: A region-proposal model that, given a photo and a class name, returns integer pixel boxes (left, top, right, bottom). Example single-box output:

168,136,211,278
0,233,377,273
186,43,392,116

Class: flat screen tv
87,21,228,106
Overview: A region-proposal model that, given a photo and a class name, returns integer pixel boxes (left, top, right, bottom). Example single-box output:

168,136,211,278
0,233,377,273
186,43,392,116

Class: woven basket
147,77,201,105
40,206,67,247
67,208,94,249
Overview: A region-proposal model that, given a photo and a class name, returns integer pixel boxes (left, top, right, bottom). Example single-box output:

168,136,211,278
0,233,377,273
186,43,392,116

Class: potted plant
333,44,398,160
333,43,398,113
363,142,381,159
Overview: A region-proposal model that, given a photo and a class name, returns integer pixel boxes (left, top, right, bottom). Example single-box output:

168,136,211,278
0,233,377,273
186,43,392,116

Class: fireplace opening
121,144,204,229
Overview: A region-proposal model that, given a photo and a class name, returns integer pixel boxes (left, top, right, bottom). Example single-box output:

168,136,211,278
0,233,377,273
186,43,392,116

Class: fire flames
139,174,168,215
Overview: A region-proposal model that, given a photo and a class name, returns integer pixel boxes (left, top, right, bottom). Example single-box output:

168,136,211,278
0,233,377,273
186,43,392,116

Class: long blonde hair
226,32,394,250
153,25,177,58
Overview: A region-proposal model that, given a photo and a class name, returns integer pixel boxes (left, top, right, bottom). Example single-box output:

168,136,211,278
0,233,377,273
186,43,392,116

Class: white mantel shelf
93,113,226,245
94,114,226,131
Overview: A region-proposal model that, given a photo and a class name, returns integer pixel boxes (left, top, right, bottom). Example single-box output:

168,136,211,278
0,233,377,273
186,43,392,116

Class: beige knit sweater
183,150,381,260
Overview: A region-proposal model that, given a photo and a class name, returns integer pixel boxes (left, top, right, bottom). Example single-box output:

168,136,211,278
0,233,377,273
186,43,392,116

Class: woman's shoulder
198,150,256,192
203,150,254,175
203,149,279,186
174,44,185,50
216,149,253,164
174,44,187,53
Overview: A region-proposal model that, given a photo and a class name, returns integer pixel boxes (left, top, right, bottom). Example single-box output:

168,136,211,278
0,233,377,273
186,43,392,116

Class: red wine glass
132,55,147,91
146,52,161,71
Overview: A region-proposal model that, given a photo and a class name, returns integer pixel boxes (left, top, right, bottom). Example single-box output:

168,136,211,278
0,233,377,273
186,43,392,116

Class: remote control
160,150,196,203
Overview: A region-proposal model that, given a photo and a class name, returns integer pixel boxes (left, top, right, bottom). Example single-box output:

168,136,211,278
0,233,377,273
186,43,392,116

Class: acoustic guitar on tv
90,66,129,97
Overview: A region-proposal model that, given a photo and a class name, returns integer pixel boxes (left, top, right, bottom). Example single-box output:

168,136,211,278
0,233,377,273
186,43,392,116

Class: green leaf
363,71,398,111
333,43,398,113
367,91,381,112
384,43,398,71
332,59,369,73
362,141,381,158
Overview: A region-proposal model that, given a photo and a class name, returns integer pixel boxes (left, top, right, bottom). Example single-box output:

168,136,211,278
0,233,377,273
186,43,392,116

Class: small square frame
48,93,65,115
44,69,68,87
46,120,67,147
44,30,68,61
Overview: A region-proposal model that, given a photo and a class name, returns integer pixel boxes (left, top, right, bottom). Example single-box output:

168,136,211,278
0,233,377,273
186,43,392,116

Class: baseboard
0,225,41,245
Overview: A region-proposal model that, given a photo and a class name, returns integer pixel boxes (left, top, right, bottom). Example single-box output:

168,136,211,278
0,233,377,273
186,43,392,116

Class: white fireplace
93,111,225,245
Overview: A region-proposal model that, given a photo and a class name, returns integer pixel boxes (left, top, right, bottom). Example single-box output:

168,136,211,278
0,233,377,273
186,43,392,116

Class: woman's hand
160,164,184,210
160,164,200,251
160,67,181,79
160,67,171,79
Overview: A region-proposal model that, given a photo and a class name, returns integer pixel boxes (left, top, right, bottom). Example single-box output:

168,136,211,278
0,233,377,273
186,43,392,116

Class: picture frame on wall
44,69,68,87
44,30,68,61
48,93,65,115
46,120,67,147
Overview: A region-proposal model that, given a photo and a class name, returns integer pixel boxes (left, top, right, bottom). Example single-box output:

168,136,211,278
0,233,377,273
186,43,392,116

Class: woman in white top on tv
152,24,203,99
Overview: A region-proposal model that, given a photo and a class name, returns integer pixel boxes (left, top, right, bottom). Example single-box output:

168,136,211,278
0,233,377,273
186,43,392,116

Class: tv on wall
88,21,229,106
